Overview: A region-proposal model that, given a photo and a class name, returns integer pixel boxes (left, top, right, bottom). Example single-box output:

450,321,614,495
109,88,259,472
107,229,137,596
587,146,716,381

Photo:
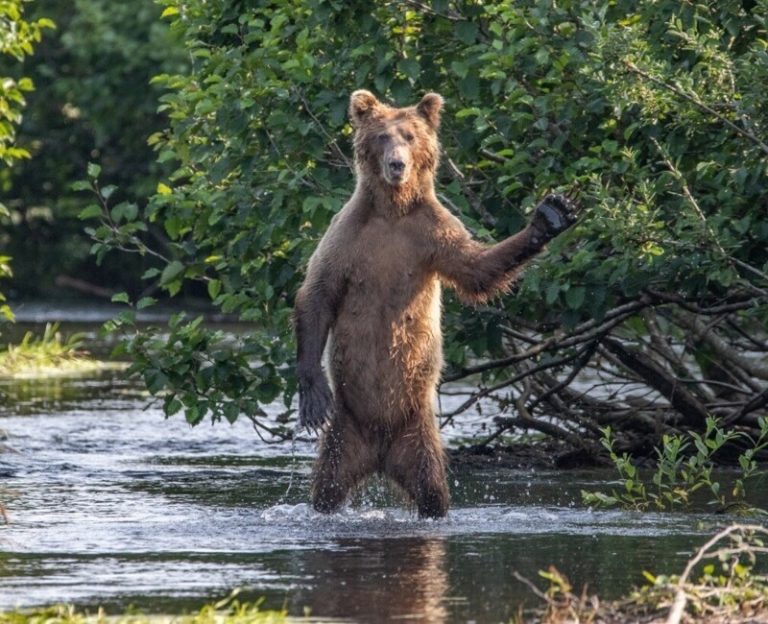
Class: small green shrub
0,323,92,376
582,417,768,513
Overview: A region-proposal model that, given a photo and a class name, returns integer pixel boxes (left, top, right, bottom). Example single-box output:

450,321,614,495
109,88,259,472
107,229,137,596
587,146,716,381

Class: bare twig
295,89,353,172
675,311,768,383
442,297,650,382
603,336,710,427
440,346,589,422
526,341,598,411
442,155,498,228
666,524,768,624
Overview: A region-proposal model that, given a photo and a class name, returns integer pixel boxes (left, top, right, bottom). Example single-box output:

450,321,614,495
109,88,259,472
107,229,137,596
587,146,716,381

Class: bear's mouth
384,167,408,186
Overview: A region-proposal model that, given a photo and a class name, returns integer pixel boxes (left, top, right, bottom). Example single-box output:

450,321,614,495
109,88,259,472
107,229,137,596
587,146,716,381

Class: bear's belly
329,278,443,420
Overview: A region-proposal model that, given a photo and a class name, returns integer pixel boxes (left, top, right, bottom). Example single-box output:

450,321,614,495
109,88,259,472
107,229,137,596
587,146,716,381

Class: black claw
298,373,334,432
532,192,579,240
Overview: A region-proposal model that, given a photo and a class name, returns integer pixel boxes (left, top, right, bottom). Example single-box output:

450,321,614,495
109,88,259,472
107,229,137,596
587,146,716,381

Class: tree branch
625,61,768,156
602,336,710,428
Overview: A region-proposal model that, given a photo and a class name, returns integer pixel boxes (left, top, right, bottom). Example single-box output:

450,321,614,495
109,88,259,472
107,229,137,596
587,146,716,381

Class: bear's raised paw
532,193,578,241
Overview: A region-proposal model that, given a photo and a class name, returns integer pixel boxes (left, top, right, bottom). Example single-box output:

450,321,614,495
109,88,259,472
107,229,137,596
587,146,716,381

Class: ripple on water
256,501,710,541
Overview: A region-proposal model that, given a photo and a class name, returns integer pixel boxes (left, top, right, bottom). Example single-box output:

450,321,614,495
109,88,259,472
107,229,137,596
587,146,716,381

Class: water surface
0,363,722,622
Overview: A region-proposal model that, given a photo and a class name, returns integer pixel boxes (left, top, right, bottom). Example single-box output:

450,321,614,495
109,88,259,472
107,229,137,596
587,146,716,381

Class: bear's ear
416,93,443,129
349,90,381,127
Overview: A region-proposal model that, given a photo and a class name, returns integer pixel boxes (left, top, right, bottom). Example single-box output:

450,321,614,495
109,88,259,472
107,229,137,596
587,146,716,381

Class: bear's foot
417,486,449,519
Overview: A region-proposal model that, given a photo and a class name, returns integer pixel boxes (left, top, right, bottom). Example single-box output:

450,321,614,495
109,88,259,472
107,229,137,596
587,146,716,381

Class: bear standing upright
294,90,576,518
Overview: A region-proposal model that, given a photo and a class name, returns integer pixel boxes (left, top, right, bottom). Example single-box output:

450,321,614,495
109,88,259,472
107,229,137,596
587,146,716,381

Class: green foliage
1,0,185,297
636,525,768,621
79,0,768,431
523,525,768,623
0,0,53,167
0,255,12,322
582,418,768,512
0,0,52,328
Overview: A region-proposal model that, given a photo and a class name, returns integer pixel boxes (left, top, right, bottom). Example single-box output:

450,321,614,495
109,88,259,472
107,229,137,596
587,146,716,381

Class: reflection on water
288,537,449,623
0,365,725,621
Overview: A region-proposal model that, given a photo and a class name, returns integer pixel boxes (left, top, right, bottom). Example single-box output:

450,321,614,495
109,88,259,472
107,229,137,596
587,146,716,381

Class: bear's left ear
416,93,443,129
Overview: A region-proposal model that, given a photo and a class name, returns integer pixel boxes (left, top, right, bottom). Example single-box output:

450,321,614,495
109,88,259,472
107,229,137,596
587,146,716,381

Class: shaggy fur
294,90,575,518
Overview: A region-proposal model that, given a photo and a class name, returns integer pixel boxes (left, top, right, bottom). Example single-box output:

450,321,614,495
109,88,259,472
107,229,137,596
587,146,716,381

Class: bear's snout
383,147,411,185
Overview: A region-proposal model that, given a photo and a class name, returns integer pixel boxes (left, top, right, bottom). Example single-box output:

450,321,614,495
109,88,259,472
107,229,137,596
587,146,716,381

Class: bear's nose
389,159,405,174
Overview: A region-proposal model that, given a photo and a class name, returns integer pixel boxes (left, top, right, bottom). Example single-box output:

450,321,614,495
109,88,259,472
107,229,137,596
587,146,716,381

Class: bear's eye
403,131,415,142
376,133,388,143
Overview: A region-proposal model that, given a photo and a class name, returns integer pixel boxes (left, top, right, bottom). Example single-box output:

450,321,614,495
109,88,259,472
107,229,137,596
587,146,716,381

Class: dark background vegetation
1,0,185,300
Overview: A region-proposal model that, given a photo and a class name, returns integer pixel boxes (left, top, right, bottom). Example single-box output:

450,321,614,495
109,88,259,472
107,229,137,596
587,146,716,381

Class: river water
0,314,729,622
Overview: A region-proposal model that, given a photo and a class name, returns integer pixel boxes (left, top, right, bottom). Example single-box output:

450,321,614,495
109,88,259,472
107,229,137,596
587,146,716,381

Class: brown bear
294,90,576,518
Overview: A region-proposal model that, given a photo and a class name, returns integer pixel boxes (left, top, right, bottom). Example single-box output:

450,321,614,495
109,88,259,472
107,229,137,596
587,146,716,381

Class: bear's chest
346,216,431,297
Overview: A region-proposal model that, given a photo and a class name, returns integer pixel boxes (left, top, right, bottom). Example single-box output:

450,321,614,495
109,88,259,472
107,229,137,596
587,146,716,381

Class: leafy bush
1,0,185,298
0,0,53,169
0,0,53,325
81,1,768,449
582,417,768,512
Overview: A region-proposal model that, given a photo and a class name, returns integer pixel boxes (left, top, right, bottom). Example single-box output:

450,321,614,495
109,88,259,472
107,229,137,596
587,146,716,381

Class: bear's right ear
349,90,381,127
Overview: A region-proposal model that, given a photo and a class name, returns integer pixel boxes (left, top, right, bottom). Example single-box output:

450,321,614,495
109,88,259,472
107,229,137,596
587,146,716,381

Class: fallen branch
602,337,710,428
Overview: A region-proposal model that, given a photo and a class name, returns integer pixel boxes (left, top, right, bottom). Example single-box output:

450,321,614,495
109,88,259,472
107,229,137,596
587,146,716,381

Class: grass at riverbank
0,323,121,379
0,597,287,624
517,524,768,624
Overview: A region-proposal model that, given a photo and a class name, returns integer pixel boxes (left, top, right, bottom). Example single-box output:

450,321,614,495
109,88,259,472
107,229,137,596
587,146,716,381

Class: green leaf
165,397,183,416
142,267,161,279
79,204,102,220
455,21,478,45
101,185,118,200
160,260,185,285
136,296,158,310
207,279,222,300
398,58,420,80
223,402,240,423
111,292,131,304
111,202,139,223
70,180,92,192
565,286,585,310
545,283,560,305
87,162,101,179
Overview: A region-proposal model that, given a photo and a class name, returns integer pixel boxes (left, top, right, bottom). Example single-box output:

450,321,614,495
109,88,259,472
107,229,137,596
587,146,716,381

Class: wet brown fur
294,91,549,518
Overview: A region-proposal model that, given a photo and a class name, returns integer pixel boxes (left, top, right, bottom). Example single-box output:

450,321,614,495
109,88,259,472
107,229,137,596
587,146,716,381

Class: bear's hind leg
384,419,449,519
312,417,375,514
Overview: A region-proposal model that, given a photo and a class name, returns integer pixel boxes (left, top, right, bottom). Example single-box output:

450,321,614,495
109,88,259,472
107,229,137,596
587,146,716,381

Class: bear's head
349,90,443,202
